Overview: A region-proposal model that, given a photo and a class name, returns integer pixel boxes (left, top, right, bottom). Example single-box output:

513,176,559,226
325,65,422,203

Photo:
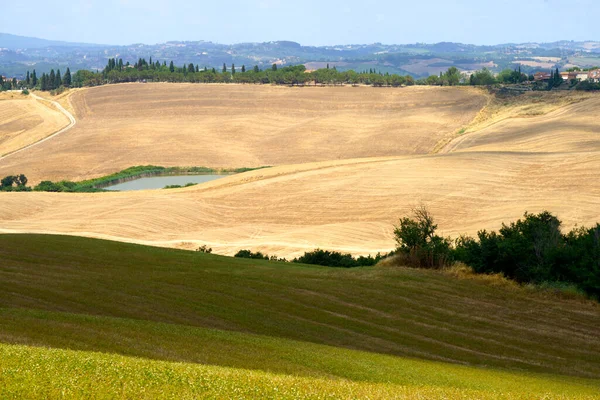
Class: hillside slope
0,84,486,183
1,151,599,257
0,92,70,157
0,234,598,379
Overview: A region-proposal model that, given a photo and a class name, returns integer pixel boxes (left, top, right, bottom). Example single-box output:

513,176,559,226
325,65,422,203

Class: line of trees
6,57,597,92
394,207,600,299
1,68,72,91
84,58,417,87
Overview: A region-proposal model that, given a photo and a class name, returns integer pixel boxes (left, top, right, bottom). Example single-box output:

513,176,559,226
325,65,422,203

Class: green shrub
234,250,270,260
292,249,385,268
393,206,453,269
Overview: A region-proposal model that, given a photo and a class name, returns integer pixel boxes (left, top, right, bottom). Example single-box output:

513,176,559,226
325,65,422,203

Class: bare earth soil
1,84,599,257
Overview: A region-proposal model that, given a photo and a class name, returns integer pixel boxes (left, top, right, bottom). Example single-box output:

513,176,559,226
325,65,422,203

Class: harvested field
0,93,70,157
0,85,599,258
2,150,599,257
0,83,486,183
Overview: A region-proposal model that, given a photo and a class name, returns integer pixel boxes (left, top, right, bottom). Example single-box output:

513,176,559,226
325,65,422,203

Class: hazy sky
1,0,596,46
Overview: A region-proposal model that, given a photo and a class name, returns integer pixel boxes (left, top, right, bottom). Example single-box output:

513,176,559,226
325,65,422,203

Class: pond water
104,174,227,191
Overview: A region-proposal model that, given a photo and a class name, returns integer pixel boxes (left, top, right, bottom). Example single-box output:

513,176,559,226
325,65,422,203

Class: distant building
588,69,600,82
534,72,551,81
560,71,577,81
576,72,589,81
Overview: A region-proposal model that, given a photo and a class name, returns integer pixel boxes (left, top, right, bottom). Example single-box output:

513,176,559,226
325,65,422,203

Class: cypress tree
169,61,175,72
188,63,195,73
32,70,37,86
55,69,62,88
64,68,72,87
182,64,187,74
222,63,227,73
272,63,277,71
49,70,56,90
212,68,216,74
204,66,208,72
26,71,30,86
231,64,235,74
253,65,259,73
241,65,246,73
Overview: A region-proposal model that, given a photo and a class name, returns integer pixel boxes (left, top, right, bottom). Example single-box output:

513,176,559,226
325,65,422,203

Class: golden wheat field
0,84,599,257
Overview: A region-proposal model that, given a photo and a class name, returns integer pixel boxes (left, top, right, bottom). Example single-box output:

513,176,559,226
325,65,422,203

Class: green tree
469,68,496,85
241,65,246,73
49,70,56,90
169,61,175,73
444,67,461,86
272,63,277,71
26,71,30,86
222,63,227,73
231,64,235,74
63,68,72,87
55,69,62,88
32,70,37,87
394,206,452,269
253,65,259,73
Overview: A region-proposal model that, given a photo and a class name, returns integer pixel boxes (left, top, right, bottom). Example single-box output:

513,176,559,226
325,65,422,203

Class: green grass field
0,234,598,398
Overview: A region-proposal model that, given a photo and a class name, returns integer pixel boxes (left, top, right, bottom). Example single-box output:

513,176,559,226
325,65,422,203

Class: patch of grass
0,234,599,380
1,343,598,399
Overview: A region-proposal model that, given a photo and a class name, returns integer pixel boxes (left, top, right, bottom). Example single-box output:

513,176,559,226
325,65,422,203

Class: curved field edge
0,342,598,400
0,234,598,378
0,93,71,157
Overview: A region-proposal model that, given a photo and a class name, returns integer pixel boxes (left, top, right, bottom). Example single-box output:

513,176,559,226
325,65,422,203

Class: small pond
104,174,227,191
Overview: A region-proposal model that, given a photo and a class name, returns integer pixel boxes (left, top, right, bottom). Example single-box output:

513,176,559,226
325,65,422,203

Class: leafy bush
197,245,212,254
234,250,270,260
454,211,600,299
393,206,452,269
0,174,30,191
292,249,385,268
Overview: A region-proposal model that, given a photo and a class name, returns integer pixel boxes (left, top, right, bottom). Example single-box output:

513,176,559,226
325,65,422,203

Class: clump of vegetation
292,249,386,268
0,174,31,192
196,245,212,253
393,206,453,269
234,249,270,260
390,207,599,299
454,211,600,299
21,89,29,95
235,248,386,268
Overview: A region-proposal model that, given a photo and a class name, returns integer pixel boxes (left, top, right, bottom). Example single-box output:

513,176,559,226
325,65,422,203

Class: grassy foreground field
0,234,599,398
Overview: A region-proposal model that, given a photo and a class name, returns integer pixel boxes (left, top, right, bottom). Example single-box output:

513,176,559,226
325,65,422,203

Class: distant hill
1,32,599,78
0,33,105,49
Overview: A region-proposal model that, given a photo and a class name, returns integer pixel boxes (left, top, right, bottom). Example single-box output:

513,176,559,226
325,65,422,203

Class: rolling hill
1,85,599,258
0,234,598,398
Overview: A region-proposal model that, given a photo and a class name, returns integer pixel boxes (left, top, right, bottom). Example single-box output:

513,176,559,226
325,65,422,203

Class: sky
1,0,597,46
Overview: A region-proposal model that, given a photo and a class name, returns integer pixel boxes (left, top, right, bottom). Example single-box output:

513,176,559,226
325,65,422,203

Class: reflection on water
104,175,226,191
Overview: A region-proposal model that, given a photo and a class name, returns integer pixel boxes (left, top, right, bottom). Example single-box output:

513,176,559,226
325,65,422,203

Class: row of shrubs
393,207,599,299
234,248,389,267
230,207,598,300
